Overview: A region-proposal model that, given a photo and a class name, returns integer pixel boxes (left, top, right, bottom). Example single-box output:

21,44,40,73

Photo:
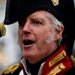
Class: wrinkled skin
18,11,63,64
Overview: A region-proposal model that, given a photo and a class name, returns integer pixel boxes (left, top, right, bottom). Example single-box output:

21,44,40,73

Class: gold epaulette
70,55,75,67
0,64,20,75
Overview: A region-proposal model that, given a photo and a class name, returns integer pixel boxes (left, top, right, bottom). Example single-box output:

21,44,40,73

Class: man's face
18,11,57,64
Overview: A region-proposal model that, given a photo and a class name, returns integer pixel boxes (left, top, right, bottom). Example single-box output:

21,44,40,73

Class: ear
55,23,64,40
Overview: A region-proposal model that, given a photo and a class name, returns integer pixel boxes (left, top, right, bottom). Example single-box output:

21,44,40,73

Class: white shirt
19,58,45,75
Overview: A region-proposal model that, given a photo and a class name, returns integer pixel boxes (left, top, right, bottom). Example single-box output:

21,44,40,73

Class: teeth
23,40,35,45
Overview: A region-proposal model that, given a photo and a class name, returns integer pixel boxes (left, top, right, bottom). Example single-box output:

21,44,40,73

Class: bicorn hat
0,0,75,56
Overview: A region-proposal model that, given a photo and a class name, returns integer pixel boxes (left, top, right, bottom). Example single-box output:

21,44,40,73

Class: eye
35,21,42,24
32,20,43,25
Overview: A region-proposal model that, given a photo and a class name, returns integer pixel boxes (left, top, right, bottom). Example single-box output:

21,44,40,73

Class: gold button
62,50,66,56
59,63,65,70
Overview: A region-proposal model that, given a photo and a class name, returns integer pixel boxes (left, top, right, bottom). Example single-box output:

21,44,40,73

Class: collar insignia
51,0,59,6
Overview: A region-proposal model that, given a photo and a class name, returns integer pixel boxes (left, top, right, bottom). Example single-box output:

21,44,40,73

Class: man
0,0,75,75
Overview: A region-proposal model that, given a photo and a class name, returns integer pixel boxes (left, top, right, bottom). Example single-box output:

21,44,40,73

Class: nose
23,22,31,35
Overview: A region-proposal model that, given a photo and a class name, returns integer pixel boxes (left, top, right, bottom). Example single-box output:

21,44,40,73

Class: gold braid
0,22,6,37
70,55,75,67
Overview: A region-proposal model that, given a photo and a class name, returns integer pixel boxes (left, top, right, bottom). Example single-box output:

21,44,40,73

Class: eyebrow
30,17,45,23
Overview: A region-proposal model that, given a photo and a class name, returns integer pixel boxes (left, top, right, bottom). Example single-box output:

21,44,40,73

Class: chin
23,51,34,58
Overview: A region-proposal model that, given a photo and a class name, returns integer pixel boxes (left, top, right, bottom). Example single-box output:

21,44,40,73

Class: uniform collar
20,57,45,75
42,45,72,75
20,45,72,75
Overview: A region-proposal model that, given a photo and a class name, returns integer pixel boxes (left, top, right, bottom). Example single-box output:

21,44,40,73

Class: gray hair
45,12,64,45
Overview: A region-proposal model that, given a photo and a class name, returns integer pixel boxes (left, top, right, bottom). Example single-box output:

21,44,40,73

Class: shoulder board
0,64,21,75
70,55,75,67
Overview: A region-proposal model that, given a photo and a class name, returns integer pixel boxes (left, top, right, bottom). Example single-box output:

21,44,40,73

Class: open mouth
23,40,35,45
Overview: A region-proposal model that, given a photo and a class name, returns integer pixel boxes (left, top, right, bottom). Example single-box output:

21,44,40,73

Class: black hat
0,0,75,56
1,0,62,37
4,0,63,25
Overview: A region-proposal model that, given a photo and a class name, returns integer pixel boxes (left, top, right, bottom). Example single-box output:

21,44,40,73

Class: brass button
59,63,65,70
62,50,66,56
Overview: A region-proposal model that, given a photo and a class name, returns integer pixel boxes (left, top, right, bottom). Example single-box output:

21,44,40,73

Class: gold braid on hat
0,22,6,37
